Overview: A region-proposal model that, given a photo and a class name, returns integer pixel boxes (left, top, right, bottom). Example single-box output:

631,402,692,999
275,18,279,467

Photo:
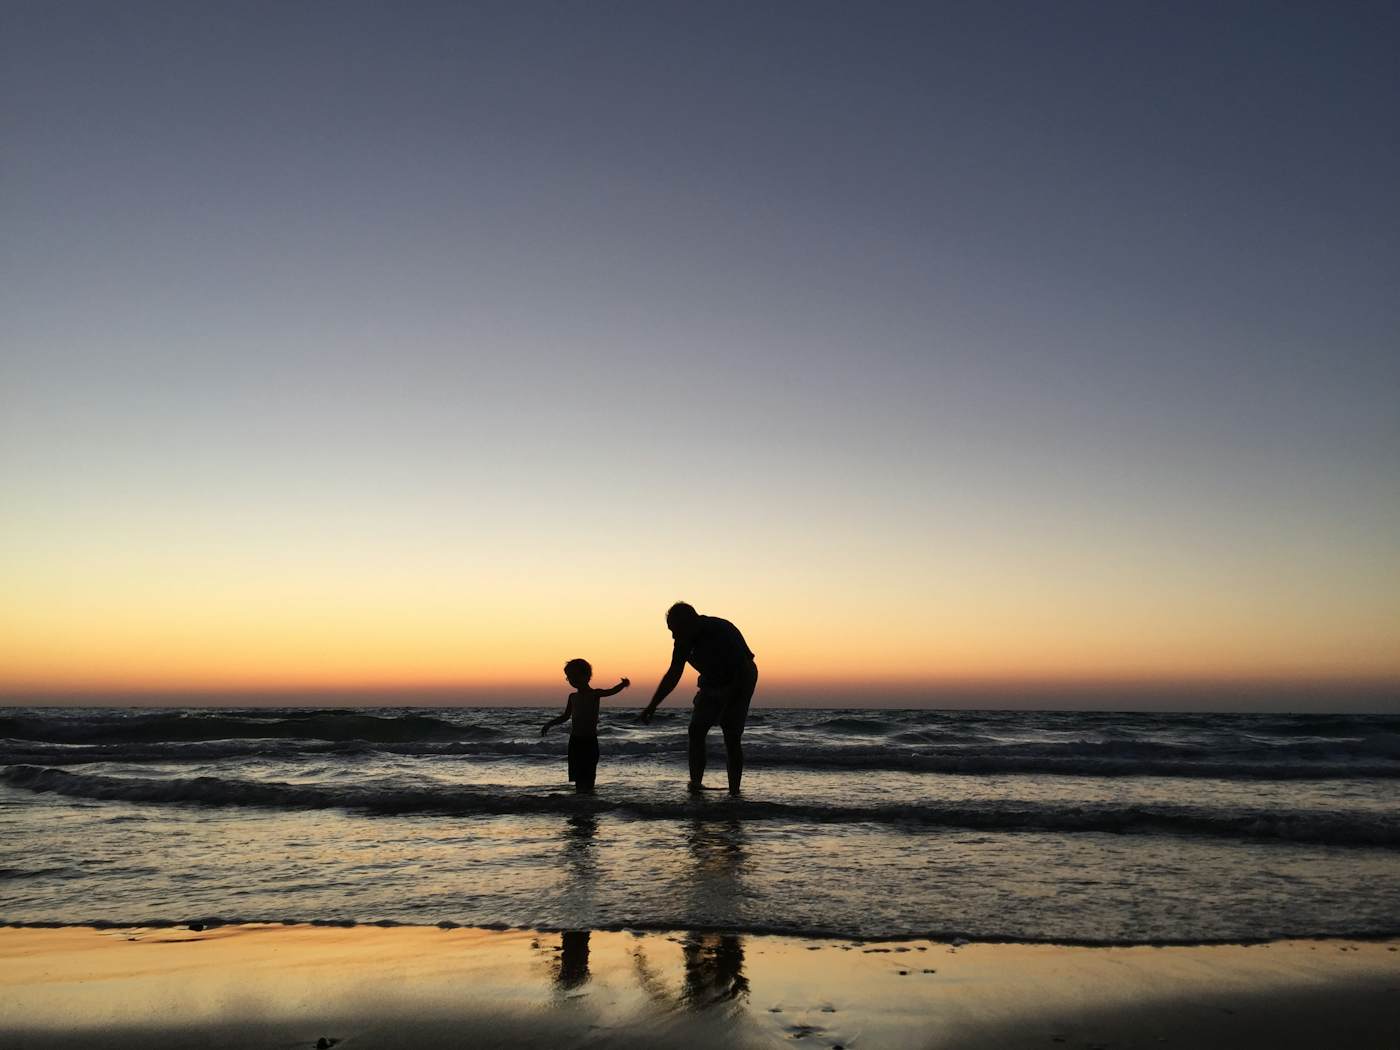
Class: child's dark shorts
568,734,599,788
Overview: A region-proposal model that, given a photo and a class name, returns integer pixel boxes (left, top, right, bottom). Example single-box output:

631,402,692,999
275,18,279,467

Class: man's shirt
673,615,755,689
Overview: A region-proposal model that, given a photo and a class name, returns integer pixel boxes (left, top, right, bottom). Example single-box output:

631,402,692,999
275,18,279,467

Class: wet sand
1,925,1397,1048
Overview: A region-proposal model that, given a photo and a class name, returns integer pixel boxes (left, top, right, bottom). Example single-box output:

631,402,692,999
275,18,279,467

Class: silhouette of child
541,659,629,793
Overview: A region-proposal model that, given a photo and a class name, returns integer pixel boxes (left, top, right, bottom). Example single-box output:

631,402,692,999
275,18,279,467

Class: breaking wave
0,711,500,745
5,735,1399,779
5,764,1398,847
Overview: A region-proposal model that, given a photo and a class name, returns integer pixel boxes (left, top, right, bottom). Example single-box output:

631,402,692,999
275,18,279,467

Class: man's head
666,601,700,640
563,658,592,688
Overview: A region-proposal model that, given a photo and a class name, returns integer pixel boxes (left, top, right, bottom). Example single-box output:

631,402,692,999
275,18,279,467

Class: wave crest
4,764,1397,847
0,712,500,745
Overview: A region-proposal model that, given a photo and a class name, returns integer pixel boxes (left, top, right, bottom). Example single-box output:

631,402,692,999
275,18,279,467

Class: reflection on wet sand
6,924,1400,1049
681,932,748,1007
556,929,591,988
682,818,749,1006
625,817,751,1011
539,813,752,1011
628,930,749,1013
548,812,600,991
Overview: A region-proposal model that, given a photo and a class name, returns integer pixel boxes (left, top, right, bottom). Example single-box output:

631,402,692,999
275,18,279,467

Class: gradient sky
3,2,1397,708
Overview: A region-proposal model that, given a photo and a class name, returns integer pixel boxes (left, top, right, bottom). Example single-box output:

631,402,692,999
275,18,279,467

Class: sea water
3,706,1398,943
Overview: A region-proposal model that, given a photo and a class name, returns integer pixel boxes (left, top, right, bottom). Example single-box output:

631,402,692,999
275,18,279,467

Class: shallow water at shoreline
4,706,1399,942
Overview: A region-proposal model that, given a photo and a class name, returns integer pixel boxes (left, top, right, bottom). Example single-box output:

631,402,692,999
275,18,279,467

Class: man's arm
639,655,686,723
597,677,630,698
541,697,573,735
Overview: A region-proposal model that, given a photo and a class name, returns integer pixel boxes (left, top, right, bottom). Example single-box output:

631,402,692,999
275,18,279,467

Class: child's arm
596,677,630,698
541,696,574,735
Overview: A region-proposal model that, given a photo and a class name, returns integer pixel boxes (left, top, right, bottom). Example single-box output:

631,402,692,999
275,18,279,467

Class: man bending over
640,602,758,795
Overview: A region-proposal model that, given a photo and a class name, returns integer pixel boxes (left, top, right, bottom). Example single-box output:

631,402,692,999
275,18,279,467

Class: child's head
563,658,592,688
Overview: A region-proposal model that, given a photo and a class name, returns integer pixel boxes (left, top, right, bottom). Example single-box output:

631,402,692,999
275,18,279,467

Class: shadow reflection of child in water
556,929,591,989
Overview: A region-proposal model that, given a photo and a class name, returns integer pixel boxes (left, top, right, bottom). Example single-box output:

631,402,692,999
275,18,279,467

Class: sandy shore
1,925,1397,1048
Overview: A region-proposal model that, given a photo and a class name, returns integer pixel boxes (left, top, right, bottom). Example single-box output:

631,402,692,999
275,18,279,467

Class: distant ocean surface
3,706,1399,944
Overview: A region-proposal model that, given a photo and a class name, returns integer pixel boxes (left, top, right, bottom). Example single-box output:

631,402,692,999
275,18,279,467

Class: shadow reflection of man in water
682,932,747,1007
627,818,750,1011
681,818,749,1007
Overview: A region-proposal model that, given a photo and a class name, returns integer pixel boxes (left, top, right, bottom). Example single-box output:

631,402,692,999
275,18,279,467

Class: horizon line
3,675,1396,713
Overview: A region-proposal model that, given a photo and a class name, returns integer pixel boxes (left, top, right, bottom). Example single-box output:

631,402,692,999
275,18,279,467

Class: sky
2,2,1397,709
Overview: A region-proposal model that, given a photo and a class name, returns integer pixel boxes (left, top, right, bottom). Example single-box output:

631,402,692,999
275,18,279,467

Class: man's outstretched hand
637,704,656,724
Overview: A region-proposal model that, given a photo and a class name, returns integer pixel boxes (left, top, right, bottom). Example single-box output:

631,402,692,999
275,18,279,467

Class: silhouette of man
640,602,757,795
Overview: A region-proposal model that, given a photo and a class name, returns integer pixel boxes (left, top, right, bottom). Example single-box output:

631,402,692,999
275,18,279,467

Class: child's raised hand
620,677,630,688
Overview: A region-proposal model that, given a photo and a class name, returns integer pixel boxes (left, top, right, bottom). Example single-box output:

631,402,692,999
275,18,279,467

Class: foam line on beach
5,764,1398,846
5,736,1399,779
3,918,1399,947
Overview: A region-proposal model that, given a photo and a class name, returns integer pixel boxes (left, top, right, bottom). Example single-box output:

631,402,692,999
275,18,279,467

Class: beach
5,706,1398,1046
4,708,1399,943
2,924,1397,1048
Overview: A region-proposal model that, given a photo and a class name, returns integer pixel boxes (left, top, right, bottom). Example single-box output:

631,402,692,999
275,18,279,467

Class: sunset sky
3,3,1397,708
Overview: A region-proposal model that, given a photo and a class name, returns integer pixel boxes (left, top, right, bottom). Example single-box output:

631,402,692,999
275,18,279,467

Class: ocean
3,706,1398,944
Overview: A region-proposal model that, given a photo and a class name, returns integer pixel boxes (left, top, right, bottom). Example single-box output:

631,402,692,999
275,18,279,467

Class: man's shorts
690,661,759,736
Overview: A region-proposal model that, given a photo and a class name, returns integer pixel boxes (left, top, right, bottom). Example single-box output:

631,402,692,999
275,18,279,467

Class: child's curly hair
563,658,592,683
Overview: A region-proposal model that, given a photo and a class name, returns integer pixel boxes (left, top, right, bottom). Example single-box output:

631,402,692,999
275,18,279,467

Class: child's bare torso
570,690,601,736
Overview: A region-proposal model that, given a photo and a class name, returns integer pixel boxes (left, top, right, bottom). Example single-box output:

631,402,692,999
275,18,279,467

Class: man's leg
720,664,758,796
721,727,743,795
688,723,709,788
689,693,722,789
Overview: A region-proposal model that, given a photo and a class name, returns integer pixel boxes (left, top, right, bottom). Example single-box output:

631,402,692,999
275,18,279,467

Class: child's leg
575,737,599,793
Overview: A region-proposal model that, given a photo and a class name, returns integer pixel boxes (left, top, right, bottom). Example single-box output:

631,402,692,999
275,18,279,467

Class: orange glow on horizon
5,580,1399,699
4,494,1397,703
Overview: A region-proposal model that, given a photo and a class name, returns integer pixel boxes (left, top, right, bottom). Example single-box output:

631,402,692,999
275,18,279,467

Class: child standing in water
541,659,629,793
